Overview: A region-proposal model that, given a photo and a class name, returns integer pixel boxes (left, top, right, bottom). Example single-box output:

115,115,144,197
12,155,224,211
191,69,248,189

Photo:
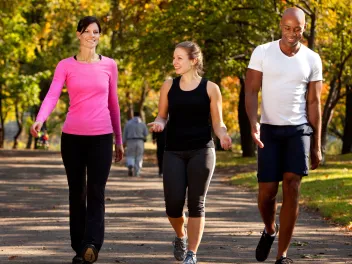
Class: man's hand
310,147,322,170
251,122,264,148
114,144,124,163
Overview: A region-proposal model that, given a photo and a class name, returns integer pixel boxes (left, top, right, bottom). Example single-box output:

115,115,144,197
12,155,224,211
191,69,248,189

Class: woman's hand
114,144,124,162
30,121,43,137
220,134,232,150
147,121,165,132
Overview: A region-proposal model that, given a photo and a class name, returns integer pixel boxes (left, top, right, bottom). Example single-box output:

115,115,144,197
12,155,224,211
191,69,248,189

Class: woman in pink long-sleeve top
30,16,123,264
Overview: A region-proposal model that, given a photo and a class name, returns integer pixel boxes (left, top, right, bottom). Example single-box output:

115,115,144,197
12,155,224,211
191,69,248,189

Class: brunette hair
77,16,101,34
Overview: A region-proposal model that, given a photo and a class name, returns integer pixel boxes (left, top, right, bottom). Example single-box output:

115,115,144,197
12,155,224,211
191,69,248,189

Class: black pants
61,132,113,253
163,148,216,218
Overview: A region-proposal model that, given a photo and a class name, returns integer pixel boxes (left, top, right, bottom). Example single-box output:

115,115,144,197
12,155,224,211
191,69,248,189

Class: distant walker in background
123,111,148,177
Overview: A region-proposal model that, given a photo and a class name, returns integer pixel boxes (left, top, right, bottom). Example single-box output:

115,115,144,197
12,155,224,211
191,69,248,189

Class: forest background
0,0,351,158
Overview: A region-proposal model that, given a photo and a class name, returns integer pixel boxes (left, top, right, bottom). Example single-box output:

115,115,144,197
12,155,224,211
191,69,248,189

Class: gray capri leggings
163,148,216,218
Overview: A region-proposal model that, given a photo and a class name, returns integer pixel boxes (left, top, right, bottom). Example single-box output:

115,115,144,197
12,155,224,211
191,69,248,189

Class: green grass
216,150,256,167
226,153,352,228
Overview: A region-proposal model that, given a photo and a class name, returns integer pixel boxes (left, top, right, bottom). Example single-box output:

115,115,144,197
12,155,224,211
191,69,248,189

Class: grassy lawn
216,150,256,167
225,152,352,228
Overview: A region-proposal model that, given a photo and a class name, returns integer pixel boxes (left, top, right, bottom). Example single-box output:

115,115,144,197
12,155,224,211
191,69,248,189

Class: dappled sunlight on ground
0,150,351,263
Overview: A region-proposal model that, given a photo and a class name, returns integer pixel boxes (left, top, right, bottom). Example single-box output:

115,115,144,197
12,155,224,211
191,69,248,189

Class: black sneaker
275,256,293,263
72,255,84,264
183,250,197,264
82,244,98,263
172,235,188,261
255,223,279,262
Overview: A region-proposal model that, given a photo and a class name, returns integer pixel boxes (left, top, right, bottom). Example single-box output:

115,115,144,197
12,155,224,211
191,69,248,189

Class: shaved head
281,7,305,24
280,7,306,48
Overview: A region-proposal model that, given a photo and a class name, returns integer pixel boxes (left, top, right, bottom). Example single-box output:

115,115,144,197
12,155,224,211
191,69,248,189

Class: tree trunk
238,77,255,157
0,124,3,149
137,80,148,122
26,107,36,149
126,91,133,120
26,132,33,149
321,78,339,157
12,101,23,149
0,85,4,148
342,88,352,154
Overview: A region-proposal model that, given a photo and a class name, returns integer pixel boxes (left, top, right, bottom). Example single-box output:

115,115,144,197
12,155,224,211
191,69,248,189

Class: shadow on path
0,150,351,264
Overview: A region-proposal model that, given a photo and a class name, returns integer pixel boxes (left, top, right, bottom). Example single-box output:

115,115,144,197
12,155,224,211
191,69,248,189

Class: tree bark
137,80,148,122
12,101,23,149
321,78,337,155
126,91,133,120
26,106,37,149
26,132,33,149
342,87,352,154
0,84,4,148
238,76,255,157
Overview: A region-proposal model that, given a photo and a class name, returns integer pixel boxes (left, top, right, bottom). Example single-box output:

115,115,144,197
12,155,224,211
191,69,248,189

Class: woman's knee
165,199,185,218
188,197,205,217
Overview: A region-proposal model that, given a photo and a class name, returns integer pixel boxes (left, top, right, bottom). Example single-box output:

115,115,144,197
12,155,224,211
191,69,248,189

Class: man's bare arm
307,80,323,169
245,68,264,148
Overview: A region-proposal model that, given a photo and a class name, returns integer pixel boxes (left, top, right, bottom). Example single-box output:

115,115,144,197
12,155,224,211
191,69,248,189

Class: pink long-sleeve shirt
36,56,122,144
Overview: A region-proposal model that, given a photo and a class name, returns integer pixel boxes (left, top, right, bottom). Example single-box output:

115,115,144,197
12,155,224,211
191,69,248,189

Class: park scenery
0,0,351,264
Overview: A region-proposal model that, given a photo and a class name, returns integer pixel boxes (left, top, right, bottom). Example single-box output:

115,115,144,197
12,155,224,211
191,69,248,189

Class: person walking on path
123,111,148,177
152,129,166,177
30,16,123,264
148,41,232,264
245,7,323,264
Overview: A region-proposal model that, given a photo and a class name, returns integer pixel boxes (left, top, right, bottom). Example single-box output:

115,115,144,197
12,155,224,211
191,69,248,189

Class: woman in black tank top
148,41,232,264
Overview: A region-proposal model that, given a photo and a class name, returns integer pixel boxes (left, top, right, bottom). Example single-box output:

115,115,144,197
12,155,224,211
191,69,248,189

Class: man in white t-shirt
245,7,323,264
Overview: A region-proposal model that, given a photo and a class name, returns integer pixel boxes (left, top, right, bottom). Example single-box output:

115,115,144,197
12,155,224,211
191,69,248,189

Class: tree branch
296,4,312,16
300,0,314,15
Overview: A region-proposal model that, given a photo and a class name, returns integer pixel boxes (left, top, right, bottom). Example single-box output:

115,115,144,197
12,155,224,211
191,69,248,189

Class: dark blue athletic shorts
257,123,313,182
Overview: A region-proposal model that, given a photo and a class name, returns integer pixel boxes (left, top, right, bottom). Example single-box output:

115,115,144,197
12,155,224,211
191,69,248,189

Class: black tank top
165,76,214,151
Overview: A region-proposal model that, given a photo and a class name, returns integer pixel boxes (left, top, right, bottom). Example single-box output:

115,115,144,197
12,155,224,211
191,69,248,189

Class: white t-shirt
248,40,323,125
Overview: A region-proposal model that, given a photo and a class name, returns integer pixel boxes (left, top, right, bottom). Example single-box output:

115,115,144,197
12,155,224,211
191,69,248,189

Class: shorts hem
257,171,308,182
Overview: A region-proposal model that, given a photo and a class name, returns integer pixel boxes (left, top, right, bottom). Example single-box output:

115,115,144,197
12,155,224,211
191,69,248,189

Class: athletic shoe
72,255,84,264
128,165,133,176
82,244,98,263
173,235,188,261
183,251,197,264
275,256,293,263
255,223,279,261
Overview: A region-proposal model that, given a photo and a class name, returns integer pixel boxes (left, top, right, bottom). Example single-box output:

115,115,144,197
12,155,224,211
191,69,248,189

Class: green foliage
0,0,350,151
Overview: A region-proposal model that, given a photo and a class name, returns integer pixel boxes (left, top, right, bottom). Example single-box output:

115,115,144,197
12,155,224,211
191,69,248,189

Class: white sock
264,227,277,237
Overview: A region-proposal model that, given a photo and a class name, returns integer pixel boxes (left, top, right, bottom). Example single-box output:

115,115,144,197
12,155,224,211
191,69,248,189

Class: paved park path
0,150,351,264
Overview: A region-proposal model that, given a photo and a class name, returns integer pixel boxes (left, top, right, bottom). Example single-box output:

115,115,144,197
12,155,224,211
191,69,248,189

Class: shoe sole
83,248,97,263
